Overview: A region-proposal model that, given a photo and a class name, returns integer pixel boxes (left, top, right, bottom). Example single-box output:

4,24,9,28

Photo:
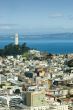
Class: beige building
26,90,48,106
22,90,49,110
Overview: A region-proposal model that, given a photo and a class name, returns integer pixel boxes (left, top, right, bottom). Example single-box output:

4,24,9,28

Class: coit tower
15,33,19,45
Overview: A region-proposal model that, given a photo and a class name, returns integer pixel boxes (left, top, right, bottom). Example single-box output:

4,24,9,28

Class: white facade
56,105,68,110
22,105,49,110
18,105,69,110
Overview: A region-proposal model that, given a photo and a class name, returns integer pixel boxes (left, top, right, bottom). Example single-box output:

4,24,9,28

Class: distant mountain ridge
22,33,73,40
0,33,73,40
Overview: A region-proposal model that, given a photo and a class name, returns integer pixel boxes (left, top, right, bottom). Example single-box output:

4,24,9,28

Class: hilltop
0,43,30,56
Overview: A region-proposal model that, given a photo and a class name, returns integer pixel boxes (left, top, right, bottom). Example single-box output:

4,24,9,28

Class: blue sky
0,0,73,34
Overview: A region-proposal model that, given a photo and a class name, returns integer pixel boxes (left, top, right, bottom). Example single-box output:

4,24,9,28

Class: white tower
15,33,19,45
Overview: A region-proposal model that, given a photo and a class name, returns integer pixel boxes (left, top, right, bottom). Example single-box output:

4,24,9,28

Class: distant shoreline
0,33,73,54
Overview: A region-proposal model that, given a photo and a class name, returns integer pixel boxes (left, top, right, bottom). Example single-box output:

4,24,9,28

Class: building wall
26,92,32,106
56,105,68,110
26,91,48,107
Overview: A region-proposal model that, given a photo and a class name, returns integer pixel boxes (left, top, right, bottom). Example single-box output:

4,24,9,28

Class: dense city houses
0,51,73,110
0,34,73,110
